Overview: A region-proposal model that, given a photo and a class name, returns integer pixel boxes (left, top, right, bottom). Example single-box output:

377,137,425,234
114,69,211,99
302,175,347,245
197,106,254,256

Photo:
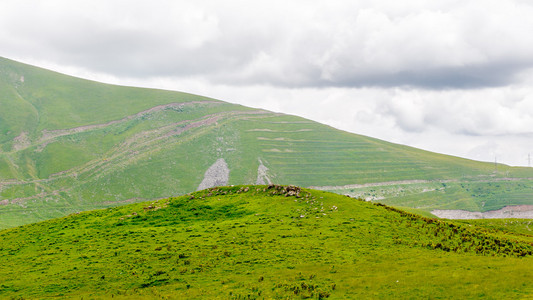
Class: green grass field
0,186,532,299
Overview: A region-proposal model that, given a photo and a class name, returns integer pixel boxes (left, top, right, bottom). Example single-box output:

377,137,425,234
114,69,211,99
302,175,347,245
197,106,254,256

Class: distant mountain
0,186,532,298
1,57,533,228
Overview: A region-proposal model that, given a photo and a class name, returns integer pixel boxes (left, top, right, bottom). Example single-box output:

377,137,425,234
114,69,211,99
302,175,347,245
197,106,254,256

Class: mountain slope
1,57,533,228
0,186,532,298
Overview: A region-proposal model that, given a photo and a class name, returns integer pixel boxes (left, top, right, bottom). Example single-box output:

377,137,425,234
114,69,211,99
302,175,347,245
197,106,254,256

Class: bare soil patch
432,205,533,219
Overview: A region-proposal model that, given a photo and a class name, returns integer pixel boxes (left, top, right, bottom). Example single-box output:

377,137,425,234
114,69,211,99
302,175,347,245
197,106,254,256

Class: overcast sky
2,0,533,166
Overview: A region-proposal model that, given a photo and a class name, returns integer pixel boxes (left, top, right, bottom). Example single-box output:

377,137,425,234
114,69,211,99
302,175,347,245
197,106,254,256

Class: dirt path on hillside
309,179,453,190
310,177,533,191
1,109,271,201
10,101,221,152
40,101,221,140
432,205,533,219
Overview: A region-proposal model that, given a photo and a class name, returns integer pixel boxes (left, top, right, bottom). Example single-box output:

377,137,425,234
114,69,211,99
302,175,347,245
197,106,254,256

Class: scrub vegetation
0,186,532,299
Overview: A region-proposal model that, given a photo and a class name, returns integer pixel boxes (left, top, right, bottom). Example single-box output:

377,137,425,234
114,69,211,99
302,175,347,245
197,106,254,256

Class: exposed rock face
432,205,533,219
197,158,230,191
256,158,271,185
263,184,303,197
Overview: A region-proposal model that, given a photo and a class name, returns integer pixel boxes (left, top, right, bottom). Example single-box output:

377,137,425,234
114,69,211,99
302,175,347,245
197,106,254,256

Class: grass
1,57,533,229
0,186,532,298
326,179,533,214
457,219,533,243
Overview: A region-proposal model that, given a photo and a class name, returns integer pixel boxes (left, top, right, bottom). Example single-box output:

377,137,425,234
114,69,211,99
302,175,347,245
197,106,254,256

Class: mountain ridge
1,56,533,228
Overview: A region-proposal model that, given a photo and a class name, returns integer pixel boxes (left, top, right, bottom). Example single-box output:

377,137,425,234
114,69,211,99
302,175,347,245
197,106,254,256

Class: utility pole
529,153,531,167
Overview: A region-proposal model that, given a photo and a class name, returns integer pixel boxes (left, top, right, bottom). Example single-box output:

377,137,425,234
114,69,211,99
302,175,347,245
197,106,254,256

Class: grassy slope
331,180,533,213
1,57,533,229
0,186,532,299
457,219,533,244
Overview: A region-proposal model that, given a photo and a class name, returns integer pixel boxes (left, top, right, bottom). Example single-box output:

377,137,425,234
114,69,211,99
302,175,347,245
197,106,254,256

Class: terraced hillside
0,186,532,298
1,57,533,228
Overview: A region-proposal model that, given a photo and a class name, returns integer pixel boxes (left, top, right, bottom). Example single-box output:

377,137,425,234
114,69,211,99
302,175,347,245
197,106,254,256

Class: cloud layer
3,0,533,88
1,0,532,166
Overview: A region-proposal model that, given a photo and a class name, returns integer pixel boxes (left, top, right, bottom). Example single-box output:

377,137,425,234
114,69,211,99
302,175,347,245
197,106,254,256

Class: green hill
1,57,533,228
0,186,532,298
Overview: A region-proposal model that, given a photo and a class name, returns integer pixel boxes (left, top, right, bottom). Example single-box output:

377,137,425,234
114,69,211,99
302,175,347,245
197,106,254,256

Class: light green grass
0,186,532,299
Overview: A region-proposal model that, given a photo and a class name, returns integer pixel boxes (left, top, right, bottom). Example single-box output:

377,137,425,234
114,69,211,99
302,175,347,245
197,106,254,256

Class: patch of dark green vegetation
376,203,533,256
457,219,533,244
0,185,532,298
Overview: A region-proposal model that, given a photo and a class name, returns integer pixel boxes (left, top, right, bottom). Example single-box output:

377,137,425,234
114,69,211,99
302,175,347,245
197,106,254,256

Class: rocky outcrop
197,158,230,191
256,158,271,185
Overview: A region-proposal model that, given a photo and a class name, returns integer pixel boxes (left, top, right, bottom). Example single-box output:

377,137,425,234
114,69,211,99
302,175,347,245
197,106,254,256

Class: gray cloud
3,0,533,89
326,62,531,89
378,88,533,136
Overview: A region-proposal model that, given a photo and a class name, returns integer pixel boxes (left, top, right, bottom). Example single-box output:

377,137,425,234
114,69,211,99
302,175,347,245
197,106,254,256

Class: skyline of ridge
1,0,533,166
